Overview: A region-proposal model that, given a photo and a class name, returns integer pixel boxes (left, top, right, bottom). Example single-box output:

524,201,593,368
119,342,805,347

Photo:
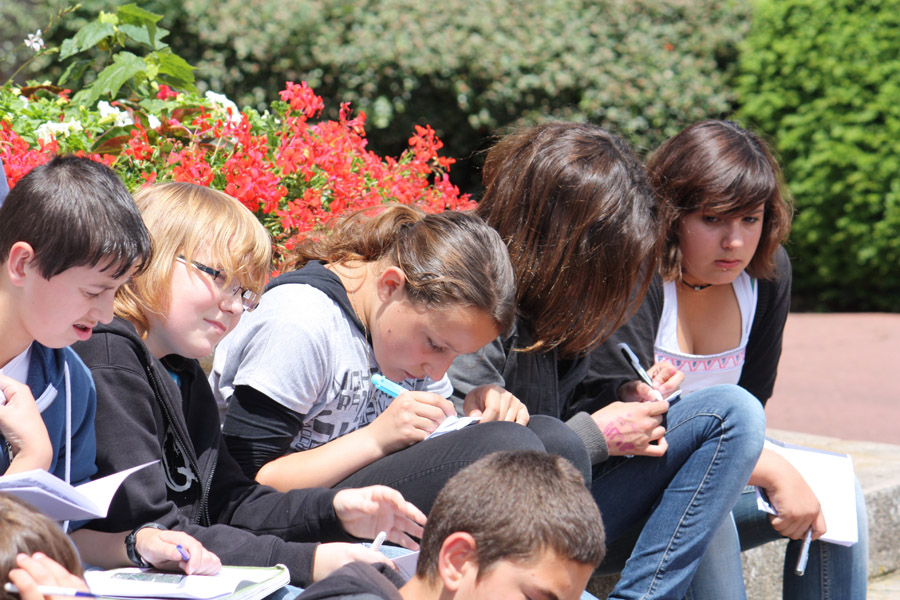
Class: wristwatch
125,522,168,567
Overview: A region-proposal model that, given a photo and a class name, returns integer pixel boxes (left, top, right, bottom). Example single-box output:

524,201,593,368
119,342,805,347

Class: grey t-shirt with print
211,282,452,452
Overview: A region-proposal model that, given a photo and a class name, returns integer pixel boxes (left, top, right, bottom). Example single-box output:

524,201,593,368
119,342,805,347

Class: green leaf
155,51,196,90
72,21,116,53
117,3,164,49
116,4,163,25
58,59,92,87
59,37,80,60
80,51,147,106
118,24,169,49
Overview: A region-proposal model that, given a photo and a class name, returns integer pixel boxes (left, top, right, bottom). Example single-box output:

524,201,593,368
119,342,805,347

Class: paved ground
766,313,900,445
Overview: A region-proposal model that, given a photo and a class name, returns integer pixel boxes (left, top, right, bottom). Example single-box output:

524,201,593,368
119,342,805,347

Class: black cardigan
574,246,792,412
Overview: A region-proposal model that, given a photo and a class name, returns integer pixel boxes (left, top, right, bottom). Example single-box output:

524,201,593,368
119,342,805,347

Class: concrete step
587,429,900,599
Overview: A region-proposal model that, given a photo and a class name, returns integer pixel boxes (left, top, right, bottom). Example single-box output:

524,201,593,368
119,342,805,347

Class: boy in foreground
298,450,606,600
0,155,151,485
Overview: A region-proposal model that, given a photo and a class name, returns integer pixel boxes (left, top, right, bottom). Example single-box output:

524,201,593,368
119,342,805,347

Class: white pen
3,583,98,598
370,530,387,553
794,527,813,575
617,343,664,402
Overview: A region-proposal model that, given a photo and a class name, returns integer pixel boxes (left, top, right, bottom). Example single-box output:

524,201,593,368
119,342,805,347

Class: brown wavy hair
647,120,793,281
290,204,517,335
476,121,661,357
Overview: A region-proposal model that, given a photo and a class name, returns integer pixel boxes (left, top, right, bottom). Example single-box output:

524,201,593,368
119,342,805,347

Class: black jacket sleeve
738,247,792,405
74,327,346,586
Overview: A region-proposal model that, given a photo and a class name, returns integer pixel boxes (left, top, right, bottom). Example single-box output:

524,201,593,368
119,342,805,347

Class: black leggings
334,415,590,513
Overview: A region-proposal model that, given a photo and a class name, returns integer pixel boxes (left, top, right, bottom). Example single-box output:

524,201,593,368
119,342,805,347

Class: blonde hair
115,182,272,335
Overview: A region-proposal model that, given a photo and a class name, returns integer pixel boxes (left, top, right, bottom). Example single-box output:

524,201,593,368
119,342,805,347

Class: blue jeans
591,385,766,600
685,477,869,600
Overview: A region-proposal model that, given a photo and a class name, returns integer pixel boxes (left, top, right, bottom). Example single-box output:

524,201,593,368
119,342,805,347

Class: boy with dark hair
299,450,606,600
0,155,151,488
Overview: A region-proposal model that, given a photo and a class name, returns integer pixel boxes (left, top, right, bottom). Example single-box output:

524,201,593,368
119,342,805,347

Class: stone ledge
587,429,900,599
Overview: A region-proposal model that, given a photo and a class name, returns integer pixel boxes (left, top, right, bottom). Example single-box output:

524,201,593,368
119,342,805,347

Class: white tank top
654,272,757,394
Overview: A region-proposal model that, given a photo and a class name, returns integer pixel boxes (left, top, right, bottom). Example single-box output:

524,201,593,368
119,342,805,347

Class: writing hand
617,362,683,403
463,384,529,425
135,528,222,575
367,391,455,454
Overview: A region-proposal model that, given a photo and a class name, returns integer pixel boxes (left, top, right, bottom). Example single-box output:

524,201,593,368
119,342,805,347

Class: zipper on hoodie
144,364,212,526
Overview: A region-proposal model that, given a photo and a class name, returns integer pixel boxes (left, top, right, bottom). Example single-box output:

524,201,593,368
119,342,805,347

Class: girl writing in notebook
584,119,868,599
72,183,425,589
447,121,766,600
211,204,590,512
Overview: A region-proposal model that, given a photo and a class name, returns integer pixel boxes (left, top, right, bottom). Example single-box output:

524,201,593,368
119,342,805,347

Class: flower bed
1,79,472,269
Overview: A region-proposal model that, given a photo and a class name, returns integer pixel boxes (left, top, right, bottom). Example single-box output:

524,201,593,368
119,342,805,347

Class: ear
437,532,479,593
6,242,37,287
375,265,407,302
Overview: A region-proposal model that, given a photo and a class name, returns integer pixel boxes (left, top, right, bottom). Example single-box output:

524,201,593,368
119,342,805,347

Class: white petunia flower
35,119,83,144
204,90,242,124
147,114,161,129
97,101,133,127
24,29,44,52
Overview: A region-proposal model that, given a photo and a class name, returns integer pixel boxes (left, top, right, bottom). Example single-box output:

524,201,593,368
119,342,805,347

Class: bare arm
256,390,454,491
748,448,826,540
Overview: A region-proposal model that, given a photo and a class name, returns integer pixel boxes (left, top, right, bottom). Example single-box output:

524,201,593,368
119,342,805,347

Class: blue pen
176,544,190,562
371,373,407,398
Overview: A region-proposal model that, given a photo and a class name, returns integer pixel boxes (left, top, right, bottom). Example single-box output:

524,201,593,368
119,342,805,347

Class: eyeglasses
176,256,260,312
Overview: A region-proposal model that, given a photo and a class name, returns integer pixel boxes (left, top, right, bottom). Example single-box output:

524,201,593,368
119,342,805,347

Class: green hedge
737,0,900,311
8,0,750,192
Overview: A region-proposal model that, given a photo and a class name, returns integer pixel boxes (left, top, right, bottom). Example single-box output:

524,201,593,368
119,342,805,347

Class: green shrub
185,0,751,190
13,0,750,192
737,0,900,311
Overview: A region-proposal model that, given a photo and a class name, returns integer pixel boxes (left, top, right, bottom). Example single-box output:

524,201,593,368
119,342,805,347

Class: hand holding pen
5,553,92,600
368,374,455,454
616,343,683,404
133,529,221,575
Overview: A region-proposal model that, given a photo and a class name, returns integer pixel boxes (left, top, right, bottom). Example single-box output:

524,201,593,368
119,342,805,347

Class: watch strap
125,522,168,567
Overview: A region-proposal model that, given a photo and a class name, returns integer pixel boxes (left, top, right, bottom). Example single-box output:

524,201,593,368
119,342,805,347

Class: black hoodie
298,562,405,600
73,317,348,586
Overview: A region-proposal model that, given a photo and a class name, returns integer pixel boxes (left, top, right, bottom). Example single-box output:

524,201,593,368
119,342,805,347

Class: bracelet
125,522,168,567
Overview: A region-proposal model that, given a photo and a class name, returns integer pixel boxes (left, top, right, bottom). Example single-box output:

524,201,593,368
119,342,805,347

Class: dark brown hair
0,494,83,600
0,155,151,279
647,119,793,280
291,204,516,334
476,121,661,356
416,451,604,582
